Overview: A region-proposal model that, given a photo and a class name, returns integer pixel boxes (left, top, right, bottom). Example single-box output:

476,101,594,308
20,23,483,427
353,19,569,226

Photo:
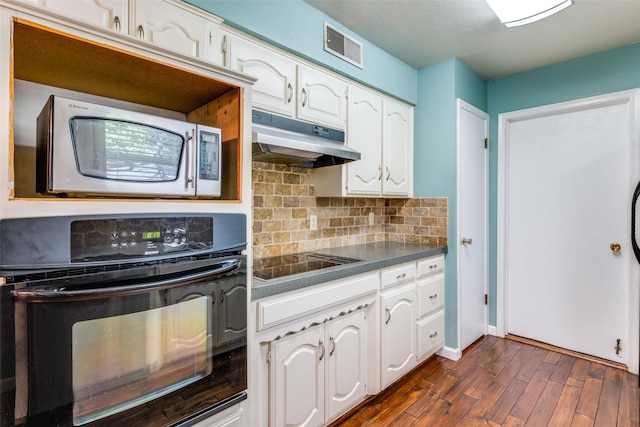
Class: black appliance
0,213,247,426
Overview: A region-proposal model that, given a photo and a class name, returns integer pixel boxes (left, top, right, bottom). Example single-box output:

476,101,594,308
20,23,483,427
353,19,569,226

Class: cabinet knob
461,237,473,246
610,242,621,252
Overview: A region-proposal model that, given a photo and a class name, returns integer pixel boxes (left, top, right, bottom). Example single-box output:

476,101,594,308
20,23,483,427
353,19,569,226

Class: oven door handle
12,259,243,303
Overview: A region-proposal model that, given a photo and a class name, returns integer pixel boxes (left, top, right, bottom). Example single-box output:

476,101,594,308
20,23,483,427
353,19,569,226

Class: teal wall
185,0,418,104
415,58,487,348
486,42,640,326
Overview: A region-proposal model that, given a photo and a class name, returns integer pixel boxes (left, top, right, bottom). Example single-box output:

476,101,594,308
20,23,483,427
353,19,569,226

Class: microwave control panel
70,216,214,262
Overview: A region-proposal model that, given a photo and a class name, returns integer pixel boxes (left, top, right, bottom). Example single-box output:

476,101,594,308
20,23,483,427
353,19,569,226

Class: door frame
496,89,640,374
456,99,489,351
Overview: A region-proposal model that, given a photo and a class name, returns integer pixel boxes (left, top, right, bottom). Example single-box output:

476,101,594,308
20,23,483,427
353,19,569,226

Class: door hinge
484,294,488,305
484,138,488,149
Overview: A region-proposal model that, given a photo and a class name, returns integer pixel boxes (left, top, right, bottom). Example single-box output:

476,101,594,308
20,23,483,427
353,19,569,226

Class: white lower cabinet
269,310,367,427
259,255,445,427
380,282,416,388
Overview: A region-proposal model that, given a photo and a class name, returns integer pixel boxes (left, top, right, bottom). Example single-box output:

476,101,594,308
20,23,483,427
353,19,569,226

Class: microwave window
199,130,219,181
71,296,211,425
70,118,184,182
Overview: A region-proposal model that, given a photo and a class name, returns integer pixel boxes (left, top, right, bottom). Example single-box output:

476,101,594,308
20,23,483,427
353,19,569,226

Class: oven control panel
70,216,213,262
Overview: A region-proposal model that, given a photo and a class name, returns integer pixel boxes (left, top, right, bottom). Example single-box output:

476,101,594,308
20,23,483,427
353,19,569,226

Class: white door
382,99,412,197
500,93,635,365
457,100,488,351
297,65,347,129
345,85,382,196
326,311,367,421
380,284,416,388
227,35,297,117
270,326,325,427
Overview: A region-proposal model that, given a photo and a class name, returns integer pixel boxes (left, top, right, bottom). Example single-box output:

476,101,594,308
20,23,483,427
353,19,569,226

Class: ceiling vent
324,22,363,69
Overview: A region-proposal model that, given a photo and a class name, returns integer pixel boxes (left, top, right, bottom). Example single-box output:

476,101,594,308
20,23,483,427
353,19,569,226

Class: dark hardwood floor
331,336,639,426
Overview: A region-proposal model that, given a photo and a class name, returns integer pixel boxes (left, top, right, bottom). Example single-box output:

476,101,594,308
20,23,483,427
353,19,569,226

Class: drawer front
417,255,445,278
417,311,444,360
416,274,444,318
381,262,416,289
257,272,378,331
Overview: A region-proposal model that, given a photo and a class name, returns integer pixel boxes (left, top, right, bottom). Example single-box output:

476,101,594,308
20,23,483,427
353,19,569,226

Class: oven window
71,296,211,426
69,118,184,182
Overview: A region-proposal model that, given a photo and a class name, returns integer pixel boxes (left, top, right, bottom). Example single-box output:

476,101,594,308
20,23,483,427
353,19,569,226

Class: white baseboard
487,325,500,337
437,346,461,361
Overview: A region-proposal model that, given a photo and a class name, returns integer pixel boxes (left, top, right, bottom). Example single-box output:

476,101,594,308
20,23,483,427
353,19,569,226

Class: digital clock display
142,231,161,240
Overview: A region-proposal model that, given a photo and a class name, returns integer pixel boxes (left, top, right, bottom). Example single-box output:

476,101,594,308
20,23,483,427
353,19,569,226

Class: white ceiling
303,0,640,80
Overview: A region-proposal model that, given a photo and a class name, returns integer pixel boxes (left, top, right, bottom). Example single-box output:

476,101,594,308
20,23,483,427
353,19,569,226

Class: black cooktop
253,252,360,281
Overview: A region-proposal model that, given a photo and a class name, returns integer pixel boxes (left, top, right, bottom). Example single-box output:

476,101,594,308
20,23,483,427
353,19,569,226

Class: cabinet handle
378,166,382,180
429,331,438,338
301,88,308,107
137,24,145,39
429,293,438,300
385,307,391,325
287,83,293,104
396,273,406,280
386,166,391,181
429,264,438,270
220,289,225,303
329,336,336,356
114,16,120,32
319,339,325,361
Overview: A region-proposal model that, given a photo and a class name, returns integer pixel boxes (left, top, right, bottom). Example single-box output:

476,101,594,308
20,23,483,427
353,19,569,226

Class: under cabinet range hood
252,110,360,168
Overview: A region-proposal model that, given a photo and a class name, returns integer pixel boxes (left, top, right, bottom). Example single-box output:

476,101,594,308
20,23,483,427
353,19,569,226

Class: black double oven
0,213,247,426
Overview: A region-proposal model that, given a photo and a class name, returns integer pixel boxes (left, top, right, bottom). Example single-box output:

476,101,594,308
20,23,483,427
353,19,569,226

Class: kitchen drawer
417,274,444,318
417,255,444,278
417,311,444,360
381,262,416,289
256,272,378,331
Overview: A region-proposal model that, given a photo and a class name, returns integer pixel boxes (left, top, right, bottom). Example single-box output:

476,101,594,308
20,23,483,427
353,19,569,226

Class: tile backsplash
252,162,448,258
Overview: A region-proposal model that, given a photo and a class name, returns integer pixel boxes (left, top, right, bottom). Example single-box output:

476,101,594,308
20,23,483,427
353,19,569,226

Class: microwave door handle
11,259,242,303
185,131,194,189
191,128,197,189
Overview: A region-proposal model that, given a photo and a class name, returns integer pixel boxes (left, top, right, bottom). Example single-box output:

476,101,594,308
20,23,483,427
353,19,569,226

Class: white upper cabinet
132,0,223,64
297,65,347,129
8,0,225,64
382,98,413,196
8,0,128,32
343,84,383,196
226,34,297,117
316,85,413,198
226,34,346,129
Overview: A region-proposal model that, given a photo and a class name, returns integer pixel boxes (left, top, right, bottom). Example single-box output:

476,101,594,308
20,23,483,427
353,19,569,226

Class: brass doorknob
610,243,621,252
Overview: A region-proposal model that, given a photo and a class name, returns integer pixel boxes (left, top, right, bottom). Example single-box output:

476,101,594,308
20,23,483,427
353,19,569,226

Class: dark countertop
251,241,447,300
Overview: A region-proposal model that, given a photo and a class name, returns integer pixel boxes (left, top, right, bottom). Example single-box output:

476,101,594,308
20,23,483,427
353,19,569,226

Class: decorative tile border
252,162,448,258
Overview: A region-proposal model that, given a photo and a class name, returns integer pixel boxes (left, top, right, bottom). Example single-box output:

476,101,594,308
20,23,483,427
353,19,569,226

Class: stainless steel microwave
36,95,222,198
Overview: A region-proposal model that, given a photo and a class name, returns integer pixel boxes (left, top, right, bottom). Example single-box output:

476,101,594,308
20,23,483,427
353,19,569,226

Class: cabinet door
382,99,412,196
11,0,127,32
297,65,346,129
132,0,213,60
345,85,382,196
218,277,247,346
227,36,296,117
380,284,416,388
326,311,367,421
270,326,325,427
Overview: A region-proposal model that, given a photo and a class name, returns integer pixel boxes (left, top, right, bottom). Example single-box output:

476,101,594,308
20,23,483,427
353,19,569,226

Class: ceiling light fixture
485,0,574,27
